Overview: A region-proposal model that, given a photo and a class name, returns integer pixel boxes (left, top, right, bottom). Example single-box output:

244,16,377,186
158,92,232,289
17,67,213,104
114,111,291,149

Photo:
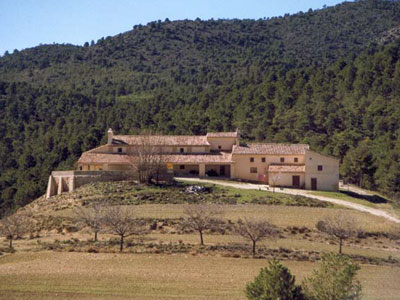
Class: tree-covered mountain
1,0,400,212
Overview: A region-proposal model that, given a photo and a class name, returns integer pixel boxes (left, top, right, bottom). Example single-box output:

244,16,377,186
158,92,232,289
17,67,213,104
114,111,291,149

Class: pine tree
246,259,305,300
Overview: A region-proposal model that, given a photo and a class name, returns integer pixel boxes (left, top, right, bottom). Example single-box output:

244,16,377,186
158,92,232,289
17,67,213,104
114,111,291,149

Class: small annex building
75,129,339,191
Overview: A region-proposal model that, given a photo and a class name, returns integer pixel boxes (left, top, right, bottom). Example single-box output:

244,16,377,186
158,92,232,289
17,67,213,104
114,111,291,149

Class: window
180,148,184,153
218,145,222,149
117,147,122,153
79,166,82,171
318,165,323,171
261,157,266,163
294,157,298,163
280,157,285,163
250,167,258,173
180,165,185,170
250,157,254,162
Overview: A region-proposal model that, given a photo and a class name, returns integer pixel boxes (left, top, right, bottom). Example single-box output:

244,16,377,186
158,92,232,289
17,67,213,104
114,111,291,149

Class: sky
0,0,348,55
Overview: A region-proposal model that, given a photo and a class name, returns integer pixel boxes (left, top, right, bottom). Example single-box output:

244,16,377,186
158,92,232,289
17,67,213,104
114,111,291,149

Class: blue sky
0,0,347,55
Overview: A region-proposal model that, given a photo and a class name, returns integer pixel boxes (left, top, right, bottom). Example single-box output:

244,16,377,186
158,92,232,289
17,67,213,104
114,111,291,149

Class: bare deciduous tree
21,208,41,239
127,132,167,184
103,206,147,252
316,214,359,254
74,203,105,242
0,212,29,248
182,204,222,245
270,171,281,193
234,218,279,257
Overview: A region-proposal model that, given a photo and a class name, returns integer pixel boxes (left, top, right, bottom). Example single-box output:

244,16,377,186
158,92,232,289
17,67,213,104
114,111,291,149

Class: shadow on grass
341,191,388,204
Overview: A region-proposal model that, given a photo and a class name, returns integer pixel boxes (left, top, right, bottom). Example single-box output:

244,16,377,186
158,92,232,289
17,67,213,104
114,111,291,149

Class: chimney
235,128,240,145
107,128,113,144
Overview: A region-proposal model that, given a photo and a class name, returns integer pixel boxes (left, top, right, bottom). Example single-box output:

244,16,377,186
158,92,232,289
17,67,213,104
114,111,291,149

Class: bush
302,253,362,300
246,259,305,300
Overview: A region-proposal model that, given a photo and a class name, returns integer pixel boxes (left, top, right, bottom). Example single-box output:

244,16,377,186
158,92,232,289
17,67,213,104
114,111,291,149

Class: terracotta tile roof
78,153,129,164
86,145,110,153
112,135,210,146
268,165,306,173
232,143,309,155
164,152,232,164
207,132,238,138
78,152,232,165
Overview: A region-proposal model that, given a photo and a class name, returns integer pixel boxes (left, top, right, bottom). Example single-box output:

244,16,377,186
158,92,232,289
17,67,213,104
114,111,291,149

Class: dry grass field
0,252,399,300
54,204,397,233
2,181,399,300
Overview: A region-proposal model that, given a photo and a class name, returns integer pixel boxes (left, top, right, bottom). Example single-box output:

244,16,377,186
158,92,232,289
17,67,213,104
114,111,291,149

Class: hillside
1,0,400,212
3,179,400,299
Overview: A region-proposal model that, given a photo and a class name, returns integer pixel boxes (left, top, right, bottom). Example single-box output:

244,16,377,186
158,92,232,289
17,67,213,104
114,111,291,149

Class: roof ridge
113,134,207,137
84,144,110,154
246,142,309,146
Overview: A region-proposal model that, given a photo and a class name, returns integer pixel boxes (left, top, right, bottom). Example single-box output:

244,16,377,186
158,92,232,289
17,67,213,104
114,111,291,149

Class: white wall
232,154,305,182
305,150,339,191
207,137,237,151
269,172,305,188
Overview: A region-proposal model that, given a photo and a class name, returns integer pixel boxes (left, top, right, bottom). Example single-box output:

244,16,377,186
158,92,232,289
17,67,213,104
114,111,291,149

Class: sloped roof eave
232,143,309,155
112,135,210,146
78,152,233,165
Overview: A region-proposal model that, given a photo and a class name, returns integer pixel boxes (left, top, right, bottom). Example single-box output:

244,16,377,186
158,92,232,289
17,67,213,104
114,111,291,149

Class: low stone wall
46,170,132,198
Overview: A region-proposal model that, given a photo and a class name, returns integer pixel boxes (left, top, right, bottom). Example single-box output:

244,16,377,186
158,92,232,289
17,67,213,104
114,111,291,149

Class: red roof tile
78,153,129,164
112,135,210,146
164,152,232,164
268,165,306,173
78,152,232,165
232,143,309,155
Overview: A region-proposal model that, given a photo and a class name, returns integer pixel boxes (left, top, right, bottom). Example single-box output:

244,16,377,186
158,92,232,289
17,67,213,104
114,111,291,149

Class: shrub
302,253,362,300
246,259,305,300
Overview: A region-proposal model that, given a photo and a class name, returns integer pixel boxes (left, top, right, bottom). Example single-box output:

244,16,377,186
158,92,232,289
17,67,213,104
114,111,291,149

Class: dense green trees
1,0,400,212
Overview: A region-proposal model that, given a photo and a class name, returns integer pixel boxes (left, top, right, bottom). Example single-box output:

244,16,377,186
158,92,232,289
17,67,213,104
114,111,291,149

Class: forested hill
1,0,400,212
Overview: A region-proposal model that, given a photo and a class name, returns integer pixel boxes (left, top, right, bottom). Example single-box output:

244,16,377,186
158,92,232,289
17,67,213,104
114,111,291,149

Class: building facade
76,129,339,191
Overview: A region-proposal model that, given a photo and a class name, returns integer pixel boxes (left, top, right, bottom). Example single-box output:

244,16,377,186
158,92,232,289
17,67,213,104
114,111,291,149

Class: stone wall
46,170,132,198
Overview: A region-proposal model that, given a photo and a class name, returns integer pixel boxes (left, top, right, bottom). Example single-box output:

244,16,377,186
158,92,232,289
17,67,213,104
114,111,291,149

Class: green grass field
0,252,399,300
310,190,390,209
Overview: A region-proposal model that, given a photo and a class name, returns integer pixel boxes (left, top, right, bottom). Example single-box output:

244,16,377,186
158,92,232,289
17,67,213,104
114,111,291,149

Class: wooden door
292,175,300,187
220,165,225,176
311,178,317,190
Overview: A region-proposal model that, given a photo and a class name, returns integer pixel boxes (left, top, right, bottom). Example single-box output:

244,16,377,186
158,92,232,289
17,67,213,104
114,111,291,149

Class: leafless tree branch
126,132,168,184
103,205,148,252
74,202,105,242
182,204,223,245
316,214,359,254
234,218,279,257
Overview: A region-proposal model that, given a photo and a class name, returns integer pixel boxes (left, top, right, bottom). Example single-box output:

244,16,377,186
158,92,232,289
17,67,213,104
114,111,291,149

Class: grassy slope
53,204,395,233
35,180,396,233
310,188,400,218
26,180,332,215
6,180,399,300
0,252,399,300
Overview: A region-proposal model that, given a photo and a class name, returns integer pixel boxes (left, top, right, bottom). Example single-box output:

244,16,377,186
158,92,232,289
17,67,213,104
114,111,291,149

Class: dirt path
176,177,400,224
